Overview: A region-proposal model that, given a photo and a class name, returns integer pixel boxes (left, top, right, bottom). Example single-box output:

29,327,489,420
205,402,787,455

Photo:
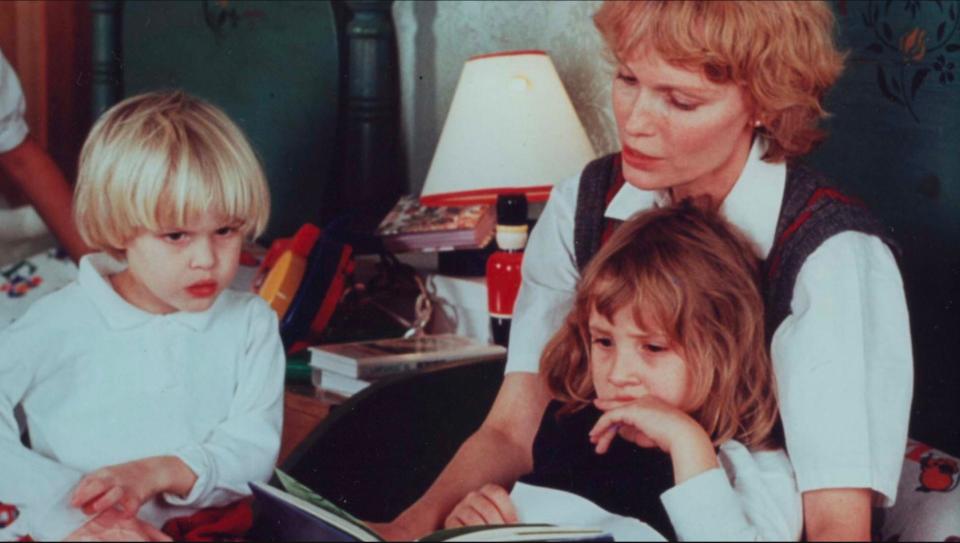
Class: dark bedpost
90,0,123,119
337,0,403,231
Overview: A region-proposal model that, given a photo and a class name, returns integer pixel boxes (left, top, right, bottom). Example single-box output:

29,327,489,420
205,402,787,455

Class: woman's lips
621,146,664,170
186,281,218,298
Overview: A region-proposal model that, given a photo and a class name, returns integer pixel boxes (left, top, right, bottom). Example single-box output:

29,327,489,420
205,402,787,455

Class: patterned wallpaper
805,0,960,452
393,0,616,195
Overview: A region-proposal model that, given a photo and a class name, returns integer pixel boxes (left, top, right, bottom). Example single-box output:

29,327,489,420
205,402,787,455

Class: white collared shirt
507,142,913,507
0,49,28,153
0,253,285,540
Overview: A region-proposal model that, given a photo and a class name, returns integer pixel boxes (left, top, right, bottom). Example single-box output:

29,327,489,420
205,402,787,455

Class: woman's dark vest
572,153,898,341
523,153,898,540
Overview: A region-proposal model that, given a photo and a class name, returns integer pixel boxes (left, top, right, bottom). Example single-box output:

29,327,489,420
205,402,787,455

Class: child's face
112,211,243,314
588,305,692,409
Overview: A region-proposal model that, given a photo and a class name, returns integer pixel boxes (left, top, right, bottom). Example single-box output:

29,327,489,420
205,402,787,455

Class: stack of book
376,195,496,253
308,333,506,398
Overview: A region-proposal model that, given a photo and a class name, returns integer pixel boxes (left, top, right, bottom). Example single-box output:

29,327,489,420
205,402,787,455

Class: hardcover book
250,471,615,542
376,195,495,253
310,367,371,398
307,333,506,380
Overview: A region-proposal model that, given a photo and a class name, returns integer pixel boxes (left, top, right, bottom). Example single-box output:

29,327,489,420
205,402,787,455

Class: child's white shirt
661,441,802,541
0,253,285,540
512,441,802,542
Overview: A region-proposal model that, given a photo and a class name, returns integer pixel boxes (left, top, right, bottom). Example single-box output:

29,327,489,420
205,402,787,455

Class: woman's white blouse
0,50,28,153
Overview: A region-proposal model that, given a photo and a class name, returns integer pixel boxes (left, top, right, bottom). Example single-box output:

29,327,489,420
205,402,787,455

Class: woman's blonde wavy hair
541,202,780,449
594,0,846,162
74,91,270,257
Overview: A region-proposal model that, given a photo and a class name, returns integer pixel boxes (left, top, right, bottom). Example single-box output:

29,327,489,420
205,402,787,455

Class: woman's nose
624,91,659,136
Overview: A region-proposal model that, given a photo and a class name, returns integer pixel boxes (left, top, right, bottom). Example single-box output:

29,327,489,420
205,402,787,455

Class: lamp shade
420,50,596,207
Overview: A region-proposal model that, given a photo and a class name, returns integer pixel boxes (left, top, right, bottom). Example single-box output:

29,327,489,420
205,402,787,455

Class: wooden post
337,0,403,229
90,0,122,119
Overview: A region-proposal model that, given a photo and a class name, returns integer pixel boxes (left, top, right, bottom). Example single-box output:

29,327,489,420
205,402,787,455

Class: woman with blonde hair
381,2,912,540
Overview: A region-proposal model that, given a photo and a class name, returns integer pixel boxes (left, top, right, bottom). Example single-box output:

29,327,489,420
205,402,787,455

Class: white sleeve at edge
505,176,580,374
771,232,912,507
0,315,89,540
0,50,29,153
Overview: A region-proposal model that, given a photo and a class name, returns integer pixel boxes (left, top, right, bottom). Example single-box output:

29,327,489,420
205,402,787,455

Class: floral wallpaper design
857,0,960,121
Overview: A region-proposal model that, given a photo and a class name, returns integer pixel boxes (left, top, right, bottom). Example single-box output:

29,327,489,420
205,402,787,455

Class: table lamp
420,50,595,207
420,50,595,346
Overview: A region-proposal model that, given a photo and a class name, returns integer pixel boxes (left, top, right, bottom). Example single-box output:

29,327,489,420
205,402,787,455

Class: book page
510,482,666,542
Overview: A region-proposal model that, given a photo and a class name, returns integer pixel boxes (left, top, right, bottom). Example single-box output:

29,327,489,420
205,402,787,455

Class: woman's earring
753,119,763,128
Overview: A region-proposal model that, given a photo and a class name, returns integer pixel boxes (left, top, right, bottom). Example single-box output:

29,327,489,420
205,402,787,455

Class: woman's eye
669,97,699,111
616,72,637,84
215,226,238,237
644,343,667,353
163,232,186,242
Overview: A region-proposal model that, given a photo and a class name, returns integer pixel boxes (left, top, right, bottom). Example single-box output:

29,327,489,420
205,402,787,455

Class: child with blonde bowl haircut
445,203,802,540
0,91,283,541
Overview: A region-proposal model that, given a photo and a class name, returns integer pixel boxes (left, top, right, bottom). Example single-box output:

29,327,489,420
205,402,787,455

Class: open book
250,471,615,542
510,482,666,542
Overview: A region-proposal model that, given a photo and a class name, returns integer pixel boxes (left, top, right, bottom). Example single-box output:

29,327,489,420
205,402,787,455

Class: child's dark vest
521,401,678,540
573,153,899,342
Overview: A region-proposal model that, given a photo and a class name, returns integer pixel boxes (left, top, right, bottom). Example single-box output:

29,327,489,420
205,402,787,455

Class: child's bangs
586,264,680,341
153,139,262,234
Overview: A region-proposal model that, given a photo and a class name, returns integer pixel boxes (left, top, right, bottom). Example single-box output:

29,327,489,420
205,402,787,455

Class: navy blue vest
572,153,898,342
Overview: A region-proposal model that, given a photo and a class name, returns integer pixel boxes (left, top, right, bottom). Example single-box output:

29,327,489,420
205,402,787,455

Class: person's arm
0,137,91,261
376,177,584,540
0,304,91,540
772,232,912,538
658,441,804,541
592,394,804,542
376,373,552,539
803,488,871,541
64,508,172,541
69,455,197,517
162,298,285,508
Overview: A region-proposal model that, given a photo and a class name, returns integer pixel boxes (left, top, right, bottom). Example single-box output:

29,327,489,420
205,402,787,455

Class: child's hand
589,396,704,455
70,456,195,517
443,484,519,529
64,507,171,541
70,458,163,516
590,396,719,484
